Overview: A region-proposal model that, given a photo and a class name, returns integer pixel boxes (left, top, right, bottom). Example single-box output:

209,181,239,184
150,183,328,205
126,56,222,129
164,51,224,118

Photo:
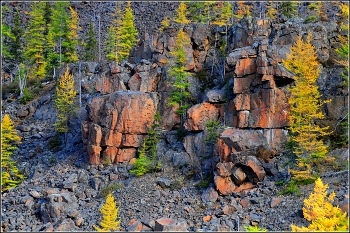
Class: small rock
222,205,236,215
126,220,143,232
29,190,41,198
231,167,246,185
91,177,103,191
75,217,84,227
270,196,284,208
203,215,211,222
55,218,76,231
157,178,172,188
201,187,218,204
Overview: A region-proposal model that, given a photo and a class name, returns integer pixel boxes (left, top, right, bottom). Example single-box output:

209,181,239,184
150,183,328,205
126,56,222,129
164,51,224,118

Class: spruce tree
105,2,123,62
115,2,138,62
83,20,98,61
282,34,330,159
281,1,299,18
47,2,75,70
23,2,47,79
1,114,25,192
9,9,24,65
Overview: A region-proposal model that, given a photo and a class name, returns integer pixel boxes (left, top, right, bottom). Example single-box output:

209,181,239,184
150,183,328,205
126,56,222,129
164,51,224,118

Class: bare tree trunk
79,62,82,108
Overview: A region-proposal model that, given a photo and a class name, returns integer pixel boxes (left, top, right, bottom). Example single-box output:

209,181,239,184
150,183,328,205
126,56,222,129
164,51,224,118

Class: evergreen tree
281,1,299,18
167,28,192,125
291,178,348,231
8,9,24,64
174,2,191,25
282,34,330,159
187,2,206,24
83,19,98,61
54,65,77,137
47,2,76,70
105,2,123,62
115,2,138,62
205,119,222,174
94,193,120,232
23,2,47,79
130,112,162,176
1,114,25,192
266,1,278,19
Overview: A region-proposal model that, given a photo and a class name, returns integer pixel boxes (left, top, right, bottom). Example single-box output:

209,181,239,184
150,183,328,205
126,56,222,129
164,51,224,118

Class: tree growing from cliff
282,34,330,161
54,65,77,140
130,112,162,176
211,2,232,79
1,114,25,192
291,178,348,231
23,2,47,79
115,1,138,62
82,20,98,61
94,193,120,231
205,119,222,174
167,28,192,127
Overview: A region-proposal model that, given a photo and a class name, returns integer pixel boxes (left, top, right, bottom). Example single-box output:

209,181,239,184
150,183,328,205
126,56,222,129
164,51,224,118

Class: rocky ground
1,145,348,232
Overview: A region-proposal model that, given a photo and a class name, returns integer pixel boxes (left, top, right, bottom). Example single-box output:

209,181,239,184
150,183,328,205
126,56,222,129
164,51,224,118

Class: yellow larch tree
67,6,80,63
174,2,190,25
291,178,348,231
54,65,77,135
94,193,120,232
1,114,25,192
282,34,330,160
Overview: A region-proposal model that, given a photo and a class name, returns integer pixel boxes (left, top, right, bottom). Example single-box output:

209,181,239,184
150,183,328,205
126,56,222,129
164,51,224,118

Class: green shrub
100,182,124,198
49,134,62,150
18,87,34,104
277,180,301,196
244,225,268,232
304,16,318,23
195,173,213,189
129,112,162,176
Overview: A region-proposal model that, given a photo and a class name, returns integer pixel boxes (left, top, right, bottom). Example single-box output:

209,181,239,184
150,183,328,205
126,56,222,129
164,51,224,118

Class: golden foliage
235,1,251,18
212,2,233,27
282,34,330,159
1,114,25,192
94,193,120,232
160,16,170,32
54,65,77,133
68,6,79,62
291,178,348,231
174,2,190,25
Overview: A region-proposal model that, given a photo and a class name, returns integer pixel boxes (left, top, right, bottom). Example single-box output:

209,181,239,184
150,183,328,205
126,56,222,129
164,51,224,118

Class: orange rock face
83,92,158,165
184,102,219,131
235,58,257,77
214,176,237,195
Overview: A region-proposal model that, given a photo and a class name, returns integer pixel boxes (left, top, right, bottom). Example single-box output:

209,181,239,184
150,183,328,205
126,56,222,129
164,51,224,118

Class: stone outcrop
184,102,220,131
82,92,158,165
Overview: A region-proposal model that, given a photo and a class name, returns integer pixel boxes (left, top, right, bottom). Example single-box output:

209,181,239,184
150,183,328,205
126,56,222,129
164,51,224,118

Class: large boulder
184,102,219,131
83,92,159,164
